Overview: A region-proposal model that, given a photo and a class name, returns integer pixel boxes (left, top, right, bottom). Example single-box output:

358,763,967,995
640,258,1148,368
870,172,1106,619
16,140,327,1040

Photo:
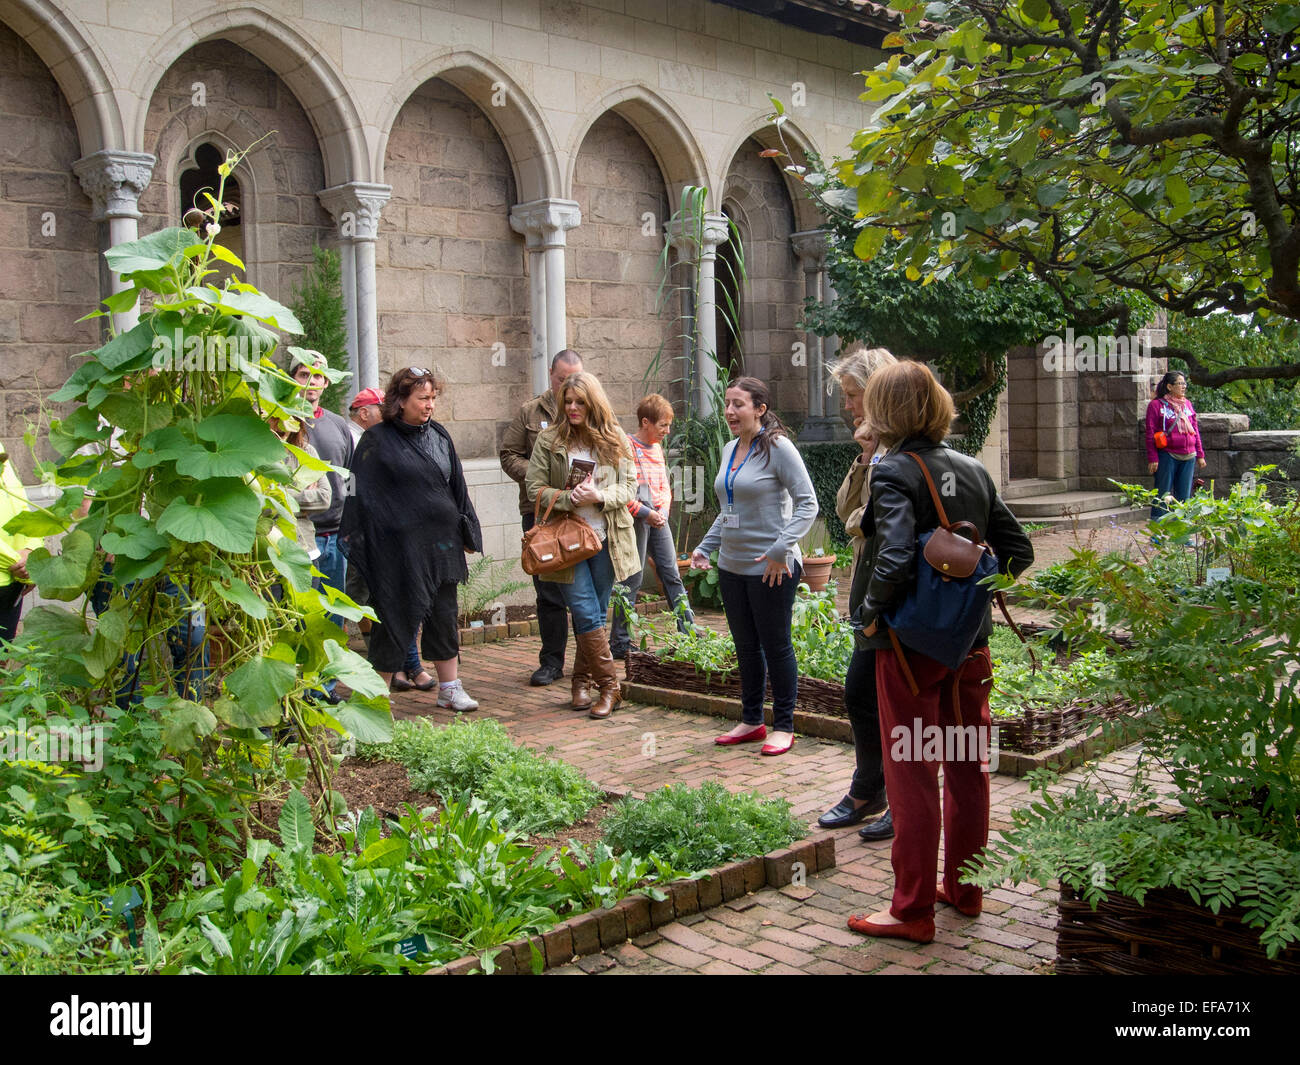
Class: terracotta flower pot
800,554,836,592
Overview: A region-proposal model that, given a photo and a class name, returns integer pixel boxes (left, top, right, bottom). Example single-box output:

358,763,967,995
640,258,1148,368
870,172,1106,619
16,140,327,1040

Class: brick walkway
392,519,1155,976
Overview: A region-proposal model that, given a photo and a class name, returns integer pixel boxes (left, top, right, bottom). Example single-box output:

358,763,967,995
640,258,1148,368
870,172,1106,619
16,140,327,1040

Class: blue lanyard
724,433,762,509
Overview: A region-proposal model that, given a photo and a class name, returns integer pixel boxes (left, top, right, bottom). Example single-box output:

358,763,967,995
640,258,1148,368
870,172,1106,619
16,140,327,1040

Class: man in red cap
347,387,384,445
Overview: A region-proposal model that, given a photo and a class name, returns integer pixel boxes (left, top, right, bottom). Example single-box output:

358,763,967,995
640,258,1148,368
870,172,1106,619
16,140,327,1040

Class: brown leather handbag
521,490,601,576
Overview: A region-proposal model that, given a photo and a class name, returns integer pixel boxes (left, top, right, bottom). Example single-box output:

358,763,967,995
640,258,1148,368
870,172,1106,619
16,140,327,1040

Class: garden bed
426,832,838,975
1056,884,1300,976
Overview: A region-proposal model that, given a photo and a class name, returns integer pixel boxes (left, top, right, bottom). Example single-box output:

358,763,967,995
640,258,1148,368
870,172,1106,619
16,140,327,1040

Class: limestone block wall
568,111,673,419
1078,372,1165,490
0,21,100,481
378,77,530,459
1197,413,1300,496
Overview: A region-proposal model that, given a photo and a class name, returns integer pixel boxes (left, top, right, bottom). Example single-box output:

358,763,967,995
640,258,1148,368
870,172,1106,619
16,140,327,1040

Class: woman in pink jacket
1145,371,1207,520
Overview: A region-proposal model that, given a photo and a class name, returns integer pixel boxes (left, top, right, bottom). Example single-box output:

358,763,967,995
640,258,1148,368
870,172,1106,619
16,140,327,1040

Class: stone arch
719,115,823,235
565,85,708,204
0,0,122,154
137,39,334,301
128,5,367,186
376,53,559,202
720,134,803,406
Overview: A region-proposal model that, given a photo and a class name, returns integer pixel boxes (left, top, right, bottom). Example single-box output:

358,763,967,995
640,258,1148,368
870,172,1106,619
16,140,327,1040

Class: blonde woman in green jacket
0,451,41,644
526,371,638,719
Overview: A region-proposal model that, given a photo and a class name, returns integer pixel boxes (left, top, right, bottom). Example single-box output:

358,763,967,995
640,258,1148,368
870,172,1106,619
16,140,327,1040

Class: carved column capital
790,228,828,271
73,150,156,222
510,198,582,250
318,182,393,241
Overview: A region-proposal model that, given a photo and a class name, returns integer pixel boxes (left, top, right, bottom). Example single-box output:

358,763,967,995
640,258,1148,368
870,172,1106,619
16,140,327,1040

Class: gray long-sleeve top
694,433,819,576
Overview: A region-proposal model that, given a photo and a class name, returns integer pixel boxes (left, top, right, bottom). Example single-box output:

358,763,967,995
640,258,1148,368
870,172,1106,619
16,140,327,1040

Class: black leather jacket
851,437,1034,651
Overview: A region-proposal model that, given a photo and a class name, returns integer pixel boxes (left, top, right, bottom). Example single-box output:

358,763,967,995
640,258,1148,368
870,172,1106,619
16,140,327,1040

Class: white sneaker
436,679,479,712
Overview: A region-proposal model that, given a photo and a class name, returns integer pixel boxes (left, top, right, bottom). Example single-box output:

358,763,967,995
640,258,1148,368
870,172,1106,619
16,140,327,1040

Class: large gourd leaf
155,478,260,553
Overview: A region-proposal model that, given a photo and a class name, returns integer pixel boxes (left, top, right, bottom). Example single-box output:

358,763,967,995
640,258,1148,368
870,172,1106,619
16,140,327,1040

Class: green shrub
601,782,804,871
358,719,600,835
799,442,860,545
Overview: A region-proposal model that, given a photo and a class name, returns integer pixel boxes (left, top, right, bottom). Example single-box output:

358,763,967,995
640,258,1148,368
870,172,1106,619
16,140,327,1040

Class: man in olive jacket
499,349,582,685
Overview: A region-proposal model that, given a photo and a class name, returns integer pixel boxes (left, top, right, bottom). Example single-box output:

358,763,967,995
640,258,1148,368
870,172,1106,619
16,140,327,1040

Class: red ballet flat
937,883,982,917
846,913,935,943
715,724,766,746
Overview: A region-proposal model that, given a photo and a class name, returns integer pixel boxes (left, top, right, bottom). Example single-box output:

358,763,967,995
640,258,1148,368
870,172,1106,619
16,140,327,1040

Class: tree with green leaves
291,245,350,413
816,0,1300,387
801,193,1064,454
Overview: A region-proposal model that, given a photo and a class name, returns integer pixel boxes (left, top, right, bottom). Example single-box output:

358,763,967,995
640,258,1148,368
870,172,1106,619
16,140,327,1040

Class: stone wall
378,77,530,460
1198,413,1300,496
569,111,674,423
0,21,99,481
137,40,333,307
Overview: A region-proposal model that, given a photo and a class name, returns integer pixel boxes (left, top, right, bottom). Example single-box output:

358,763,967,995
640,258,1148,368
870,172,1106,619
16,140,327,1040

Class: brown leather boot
582,629,622,720
570,634,593,711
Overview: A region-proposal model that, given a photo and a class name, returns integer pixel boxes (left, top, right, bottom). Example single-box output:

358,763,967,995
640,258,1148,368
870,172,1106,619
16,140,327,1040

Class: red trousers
875,643,993,922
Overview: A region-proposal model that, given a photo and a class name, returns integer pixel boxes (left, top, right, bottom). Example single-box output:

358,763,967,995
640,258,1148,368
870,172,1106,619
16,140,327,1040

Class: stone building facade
0,0,894,565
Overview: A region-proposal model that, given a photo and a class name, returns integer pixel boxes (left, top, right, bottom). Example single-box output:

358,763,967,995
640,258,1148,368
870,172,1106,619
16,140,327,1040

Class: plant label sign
1206,567,1231,584
396,934,429,958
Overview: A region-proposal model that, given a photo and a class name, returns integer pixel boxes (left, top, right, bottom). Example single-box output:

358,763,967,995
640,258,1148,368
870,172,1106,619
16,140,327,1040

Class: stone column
511,199,581,395
667,213,729,415
73,150,156,331
792,229,844,442
319,182,391,391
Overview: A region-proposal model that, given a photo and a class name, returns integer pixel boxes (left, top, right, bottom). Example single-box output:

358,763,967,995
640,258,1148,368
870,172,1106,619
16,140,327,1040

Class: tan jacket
837,452,874,578
500,389,560,514
525,426,639,584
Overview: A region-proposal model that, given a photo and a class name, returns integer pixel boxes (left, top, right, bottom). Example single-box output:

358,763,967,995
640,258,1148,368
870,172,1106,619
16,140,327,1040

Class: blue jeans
315,532,347,693
558,544,615,635
1151,452,1196,520
610,519,691,655
91,571,209,708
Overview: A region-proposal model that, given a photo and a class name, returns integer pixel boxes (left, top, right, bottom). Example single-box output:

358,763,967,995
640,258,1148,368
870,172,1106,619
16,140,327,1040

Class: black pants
845,647,886,801
718,564,801,733
369,581,459,672
0,581,23,644
523,512,572,670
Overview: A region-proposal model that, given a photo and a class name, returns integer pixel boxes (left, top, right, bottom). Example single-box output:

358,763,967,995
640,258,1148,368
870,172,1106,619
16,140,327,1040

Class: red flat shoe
760,737,795,756
846,913,935,943
715,725,766,746
937,883,981,917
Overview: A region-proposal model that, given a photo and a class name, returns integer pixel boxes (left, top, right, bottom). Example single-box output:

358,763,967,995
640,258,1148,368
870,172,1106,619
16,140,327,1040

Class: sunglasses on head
407,367,431,378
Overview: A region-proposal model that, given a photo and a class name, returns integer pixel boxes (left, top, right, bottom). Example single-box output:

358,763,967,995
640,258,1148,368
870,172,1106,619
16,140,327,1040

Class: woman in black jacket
846,361,1034,943
341,366,483,712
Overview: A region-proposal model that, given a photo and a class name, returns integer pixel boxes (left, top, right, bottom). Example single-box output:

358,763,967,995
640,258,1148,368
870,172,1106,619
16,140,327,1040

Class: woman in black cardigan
341,366,482,712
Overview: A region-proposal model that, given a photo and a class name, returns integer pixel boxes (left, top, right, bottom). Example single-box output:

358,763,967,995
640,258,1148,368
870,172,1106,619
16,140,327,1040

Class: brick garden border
622,681,1149,777
424,831,839,975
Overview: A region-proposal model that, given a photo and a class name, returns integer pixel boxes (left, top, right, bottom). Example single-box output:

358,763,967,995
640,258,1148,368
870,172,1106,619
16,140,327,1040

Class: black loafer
858,809,895,842
530,664,564,686
817,793,887,829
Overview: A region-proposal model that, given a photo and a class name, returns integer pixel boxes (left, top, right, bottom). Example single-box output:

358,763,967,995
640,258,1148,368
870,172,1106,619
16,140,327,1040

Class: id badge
721,513,740,528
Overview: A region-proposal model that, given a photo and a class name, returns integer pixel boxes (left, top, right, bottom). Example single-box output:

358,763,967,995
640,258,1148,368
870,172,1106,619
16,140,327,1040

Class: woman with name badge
690,377,818,756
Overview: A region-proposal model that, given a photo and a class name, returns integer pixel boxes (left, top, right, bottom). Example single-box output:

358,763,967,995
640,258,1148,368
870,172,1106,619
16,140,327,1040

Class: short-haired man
347,387,384,444
290,350,354,698
500,349,582,686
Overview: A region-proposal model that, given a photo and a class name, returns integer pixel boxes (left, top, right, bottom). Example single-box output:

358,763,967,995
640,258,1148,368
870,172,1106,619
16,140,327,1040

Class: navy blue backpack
882,452,1000,673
